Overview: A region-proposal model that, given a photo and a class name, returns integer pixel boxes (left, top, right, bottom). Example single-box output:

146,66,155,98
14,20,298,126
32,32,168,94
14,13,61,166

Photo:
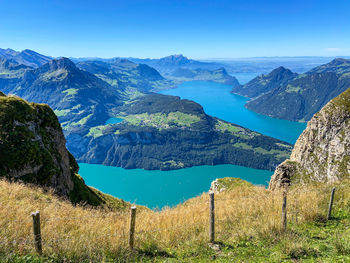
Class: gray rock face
46,126,75,196
269,88,350,190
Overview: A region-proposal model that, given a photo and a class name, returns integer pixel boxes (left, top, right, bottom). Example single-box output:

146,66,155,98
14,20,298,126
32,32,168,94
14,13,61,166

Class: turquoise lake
80,81,307,209
159,81,306,144
79,163,273,209
105,117,123,125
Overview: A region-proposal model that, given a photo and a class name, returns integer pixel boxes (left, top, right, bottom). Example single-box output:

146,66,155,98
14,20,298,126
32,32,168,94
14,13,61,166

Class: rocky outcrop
0,94,76,196
0,94,128,210
269,88,350,190
210,177,252,193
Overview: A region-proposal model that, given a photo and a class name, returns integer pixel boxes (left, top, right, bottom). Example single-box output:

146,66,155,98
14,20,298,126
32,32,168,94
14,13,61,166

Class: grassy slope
70,173,130,211
1,178,350,262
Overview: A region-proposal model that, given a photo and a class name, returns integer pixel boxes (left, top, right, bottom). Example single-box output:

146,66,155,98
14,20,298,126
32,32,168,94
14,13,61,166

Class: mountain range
128,54,221,70
232,58,350,121
76,59,176,92
0,49,240,89
0,54,292,171
3,48,349,171
0,48,51,67
231,66,297,98
73,54,240,87
0,57,123,128
128,54,240,86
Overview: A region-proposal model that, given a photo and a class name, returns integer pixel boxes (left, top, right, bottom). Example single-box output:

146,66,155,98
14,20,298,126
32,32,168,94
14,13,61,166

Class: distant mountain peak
273,66,288,71
0,57,30,71
111,58,134,65
47,57,77,71
0,48,18,54
22,49,41,55
269,66,294,76
307,57,350,74
232,66,296,99
162,54,188,60
158,54,192,66
329,58,350,65
215,67,228,73
171,54,187,58
4,48,17,53
0,48,51,67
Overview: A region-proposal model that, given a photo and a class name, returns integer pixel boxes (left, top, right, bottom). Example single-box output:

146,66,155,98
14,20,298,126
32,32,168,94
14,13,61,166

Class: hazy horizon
1,0,350,59
2,47,350,62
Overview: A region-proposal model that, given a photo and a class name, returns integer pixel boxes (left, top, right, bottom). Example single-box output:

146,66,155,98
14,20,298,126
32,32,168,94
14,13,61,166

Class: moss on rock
0,94,128,211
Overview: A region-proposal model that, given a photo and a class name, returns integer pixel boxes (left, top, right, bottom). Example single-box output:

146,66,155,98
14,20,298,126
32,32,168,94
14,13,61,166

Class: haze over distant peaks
0,48,51,68
306,57,350,74
232,66,297,98
157,54,193,66
40,57,77,72
128,54,221,69
237,58,350,121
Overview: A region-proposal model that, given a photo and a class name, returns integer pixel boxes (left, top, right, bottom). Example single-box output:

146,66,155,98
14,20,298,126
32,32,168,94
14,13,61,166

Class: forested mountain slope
243,58,350,121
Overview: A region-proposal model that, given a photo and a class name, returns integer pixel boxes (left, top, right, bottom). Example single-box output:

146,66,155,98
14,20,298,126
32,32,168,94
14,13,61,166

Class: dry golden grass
0,178,349,261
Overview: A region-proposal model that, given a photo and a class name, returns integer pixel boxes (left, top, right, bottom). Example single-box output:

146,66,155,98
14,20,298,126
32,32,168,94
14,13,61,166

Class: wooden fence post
209,192,215,243
129,206,137,250
31,211,42,255
282,192,287,232
327,187,336,220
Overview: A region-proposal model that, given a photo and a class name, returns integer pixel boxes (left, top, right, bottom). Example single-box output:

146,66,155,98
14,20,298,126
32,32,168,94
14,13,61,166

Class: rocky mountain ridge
0,48,51,68
269,88,350,190
232,66,297,98
76,59,175,92
2,57,123,127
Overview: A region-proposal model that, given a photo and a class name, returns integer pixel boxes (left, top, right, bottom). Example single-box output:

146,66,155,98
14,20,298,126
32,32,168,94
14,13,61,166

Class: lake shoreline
79,80,306,209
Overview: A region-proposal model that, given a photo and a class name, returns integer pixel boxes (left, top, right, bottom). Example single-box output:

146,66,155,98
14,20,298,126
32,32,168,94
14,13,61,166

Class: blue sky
0,0,349,59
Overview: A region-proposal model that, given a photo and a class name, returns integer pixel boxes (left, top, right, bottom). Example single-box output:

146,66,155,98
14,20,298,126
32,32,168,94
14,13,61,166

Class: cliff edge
269,88,350,190
0,93,128,209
